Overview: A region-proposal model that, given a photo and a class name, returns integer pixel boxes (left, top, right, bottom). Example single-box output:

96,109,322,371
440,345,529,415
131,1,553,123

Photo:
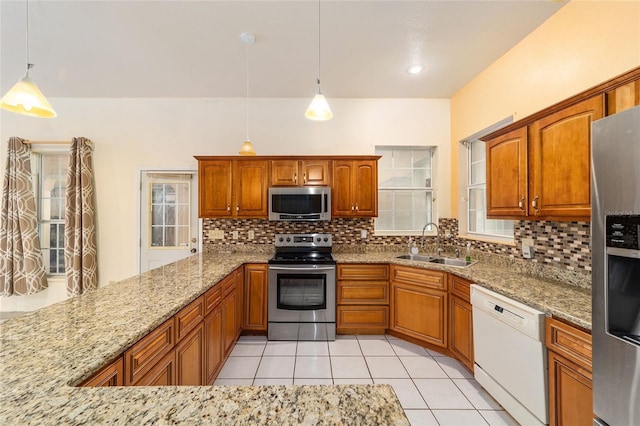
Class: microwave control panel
606,215,640,249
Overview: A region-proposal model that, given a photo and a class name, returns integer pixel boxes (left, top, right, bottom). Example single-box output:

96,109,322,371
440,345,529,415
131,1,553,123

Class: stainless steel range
268,233,336,341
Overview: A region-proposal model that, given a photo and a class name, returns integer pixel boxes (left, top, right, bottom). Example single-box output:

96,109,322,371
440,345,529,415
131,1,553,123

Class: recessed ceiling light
406,64,425,75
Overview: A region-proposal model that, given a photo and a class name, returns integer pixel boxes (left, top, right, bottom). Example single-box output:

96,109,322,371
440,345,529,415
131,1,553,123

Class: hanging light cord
245,40,250,141
316,0,321,91
25,0,34,74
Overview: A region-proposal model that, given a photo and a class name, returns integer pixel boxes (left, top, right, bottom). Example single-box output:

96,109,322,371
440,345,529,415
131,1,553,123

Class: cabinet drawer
392,265,447,291
131,349,176,386
337,305,389,328
546,317,592,372
80,357,123,387
338,264,389,281
450,275,472,303
222,274,235,297
175,296,204,341
337,281,389,304
124,317,175,385
204,284,223,316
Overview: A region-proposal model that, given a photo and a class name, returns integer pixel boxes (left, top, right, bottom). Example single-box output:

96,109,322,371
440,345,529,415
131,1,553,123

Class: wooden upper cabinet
606,80,640,115
196,158,268,218
198,160,232,218
271,160,331,186
332,159,378,217
234,160,268,217
485,127,528,218
529,96,603,220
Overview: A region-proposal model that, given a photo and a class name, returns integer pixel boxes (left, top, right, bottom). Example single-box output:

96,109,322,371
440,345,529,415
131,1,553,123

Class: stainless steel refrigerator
592,104,640,426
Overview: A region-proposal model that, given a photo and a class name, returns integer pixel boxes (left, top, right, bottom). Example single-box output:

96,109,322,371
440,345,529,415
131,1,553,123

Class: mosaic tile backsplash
202,217,591,275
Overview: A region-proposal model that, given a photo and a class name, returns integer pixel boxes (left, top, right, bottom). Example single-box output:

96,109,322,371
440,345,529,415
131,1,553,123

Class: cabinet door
234,266,244,338
132,350,175,386
337,282,389,305
204,306,223,385
353,160,377,216
271,160,299,186
529,96,604,219
332,160,355,217
485,127,528,218
606,80,640,115
391,281,447,348
243,264,268,331
175,323,204,386
301,160,331,186
198,160,232,218
548,351,593,426
450,295,473,371
81,357,124,387
234,160,268,217
222,291,237,357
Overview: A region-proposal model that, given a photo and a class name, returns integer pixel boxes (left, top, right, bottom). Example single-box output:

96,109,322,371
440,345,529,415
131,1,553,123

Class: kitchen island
0,248,590,424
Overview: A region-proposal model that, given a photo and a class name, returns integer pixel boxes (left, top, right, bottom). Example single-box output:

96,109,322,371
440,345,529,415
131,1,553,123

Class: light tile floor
215,334,519,426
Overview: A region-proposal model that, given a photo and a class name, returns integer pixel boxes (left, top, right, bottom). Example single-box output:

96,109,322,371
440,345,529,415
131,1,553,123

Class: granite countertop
0,251,408,425
0,247,591,424
336,252,592,330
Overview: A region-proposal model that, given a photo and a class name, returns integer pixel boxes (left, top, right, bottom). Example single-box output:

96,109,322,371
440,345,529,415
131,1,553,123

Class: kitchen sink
396,254,477,268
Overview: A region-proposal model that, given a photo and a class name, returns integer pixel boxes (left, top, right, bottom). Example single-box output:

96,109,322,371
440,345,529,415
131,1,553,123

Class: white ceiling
0,0,565,99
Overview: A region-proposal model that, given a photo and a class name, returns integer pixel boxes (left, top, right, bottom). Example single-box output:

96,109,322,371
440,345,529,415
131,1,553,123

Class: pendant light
305,0,332,121
238,32,256,156
0,0,57,118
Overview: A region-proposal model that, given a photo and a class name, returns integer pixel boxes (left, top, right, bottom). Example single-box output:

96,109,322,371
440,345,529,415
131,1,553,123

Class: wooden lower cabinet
222,290,237,357
124,317,175,386
390,266,447,348
234,267,244,339
337,264,389,334
546,317,593,426
175,323,204,386
449,296,473,371
204,305,224,385
244,264,268,332
81,357,123,387
132,350,175,386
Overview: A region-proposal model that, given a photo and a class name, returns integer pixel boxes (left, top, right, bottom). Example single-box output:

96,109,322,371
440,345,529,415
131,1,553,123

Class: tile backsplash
202,217,591,275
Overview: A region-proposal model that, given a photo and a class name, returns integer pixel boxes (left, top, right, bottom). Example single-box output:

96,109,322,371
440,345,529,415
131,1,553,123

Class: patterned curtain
0,137,48,296
65,137,97,296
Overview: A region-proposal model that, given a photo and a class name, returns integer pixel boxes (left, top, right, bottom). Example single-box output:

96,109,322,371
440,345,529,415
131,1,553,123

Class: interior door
139,171,199,273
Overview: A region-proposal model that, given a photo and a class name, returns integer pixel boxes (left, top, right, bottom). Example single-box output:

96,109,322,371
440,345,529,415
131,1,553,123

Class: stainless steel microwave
268,187,331,221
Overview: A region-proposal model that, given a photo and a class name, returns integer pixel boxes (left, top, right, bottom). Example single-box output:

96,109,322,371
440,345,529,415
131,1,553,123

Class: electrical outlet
232,231,239,239
248,230,255,240
360,229,367,239
522,238,534,258
208,230,224,240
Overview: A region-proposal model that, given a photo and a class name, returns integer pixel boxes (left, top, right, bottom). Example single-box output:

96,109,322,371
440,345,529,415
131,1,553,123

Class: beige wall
0,97,450,311
450,0,640,214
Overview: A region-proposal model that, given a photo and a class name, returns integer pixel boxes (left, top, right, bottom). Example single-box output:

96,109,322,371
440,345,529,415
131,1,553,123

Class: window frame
459,117,515,244
32,147,69,276
374,145,437,236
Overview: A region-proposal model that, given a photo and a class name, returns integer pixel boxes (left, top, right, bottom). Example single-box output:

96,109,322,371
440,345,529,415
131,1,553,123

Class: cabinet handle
227,204,231,213
351,204,355,211
303,173,306,184
518,197,525,211
236,205,240,212
355,203,359,212
532,196,539,212
294,174,297,184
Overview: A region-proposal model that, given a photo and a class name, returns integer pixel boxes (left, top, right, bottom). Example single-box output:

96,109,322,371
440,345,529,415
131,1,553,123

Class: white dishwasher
470,284,548,426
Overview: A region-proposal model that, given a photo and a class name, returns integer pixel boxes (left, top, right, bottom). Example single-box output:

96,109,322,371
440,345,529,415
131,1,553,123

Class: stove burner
269,233,334,265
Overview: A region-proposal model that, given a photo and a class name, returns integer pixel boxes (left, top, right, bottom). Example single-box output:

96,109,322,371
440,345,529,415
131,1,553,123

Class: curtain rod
23,139,94,149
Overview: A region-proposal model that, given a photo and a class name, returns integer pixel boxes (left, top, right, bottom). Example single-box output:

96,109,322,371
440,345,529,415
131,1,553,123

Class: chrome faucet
421,222,442,256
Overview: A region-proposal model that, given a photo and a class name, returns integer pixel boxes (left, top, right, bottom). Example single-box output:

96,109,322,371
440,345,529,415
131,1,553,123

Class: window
466,139,513,239
149,177,191,248
375,146,435,235
34,152,69,274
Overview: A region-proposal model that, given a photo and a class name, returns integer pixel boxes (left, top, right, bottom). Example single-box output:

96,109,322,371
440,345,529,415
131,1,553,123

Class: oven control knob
278,237,284,242
316,237,321,242
286,237,291,242
323,237,329,242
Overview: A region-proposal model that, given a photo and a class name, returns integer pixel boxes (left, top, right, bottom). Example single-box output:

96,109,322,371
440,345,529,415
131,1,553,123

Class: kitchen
1,1,639,425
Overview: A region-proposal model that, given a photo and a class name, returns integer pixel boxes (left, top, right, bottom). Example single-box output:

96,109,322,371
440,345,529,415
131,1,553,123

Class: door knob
190,248,197,254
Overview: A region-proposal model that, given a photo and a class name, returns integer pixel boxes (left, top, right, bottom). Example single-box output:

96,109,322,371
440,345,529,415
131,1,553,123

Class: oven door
268,264,336,323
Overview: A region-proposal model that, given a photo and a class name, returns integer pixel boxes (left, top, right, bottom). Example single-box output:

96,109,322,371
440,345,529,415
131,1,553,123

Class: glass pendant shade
305,90,333,121
238,140,256,156
0,72,57,118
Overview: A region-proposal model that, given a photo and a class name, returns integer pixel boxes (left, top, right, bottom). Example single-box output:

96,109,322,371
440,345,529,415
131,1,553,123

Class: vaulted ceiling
0,0,565,99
